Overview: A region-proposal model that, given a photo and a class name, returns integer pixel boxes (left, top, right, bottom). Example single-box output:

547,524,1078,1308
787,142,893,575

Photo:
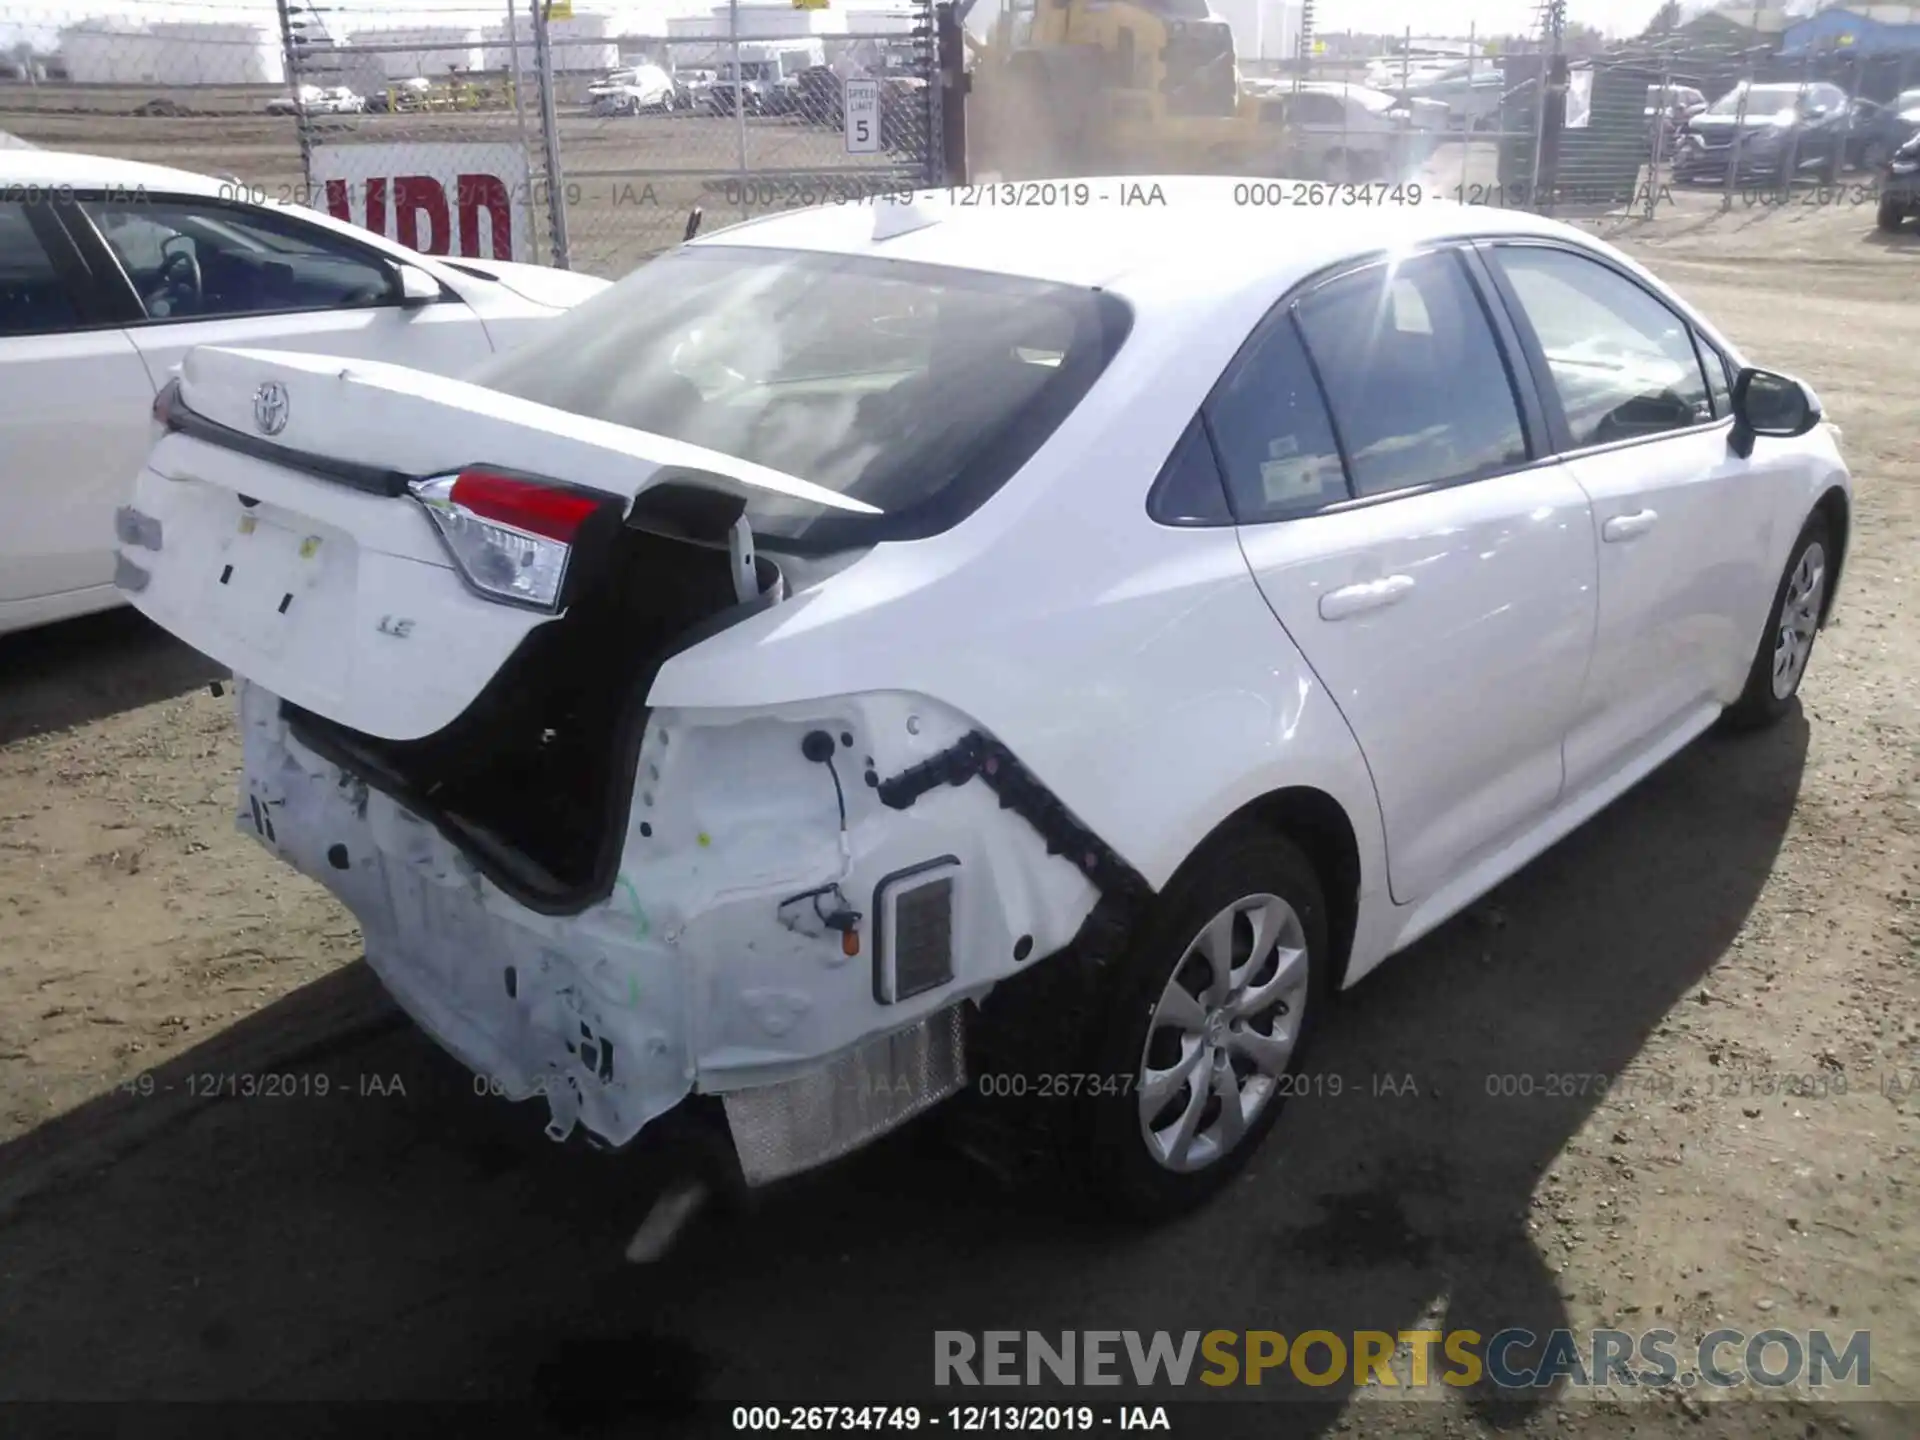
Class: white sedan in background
118,181,1848,1230
0,149,607,636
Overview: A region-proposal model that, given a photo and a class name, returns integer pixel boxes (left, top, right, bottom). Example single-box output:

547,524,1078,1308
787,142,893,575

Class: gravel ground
0,160,1915,1435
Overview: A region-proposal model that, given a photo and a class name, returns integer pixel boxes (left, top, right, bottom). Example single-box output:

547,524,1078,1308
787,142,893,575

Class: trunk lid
119,344,871,742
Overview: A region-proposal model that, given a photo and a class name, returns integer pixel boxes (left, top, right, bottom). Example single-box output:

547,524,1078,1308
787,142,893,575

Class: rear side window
1491,244,1712,448
1294,249,1530,498
1205,315,1348,522
0,201,81,337
466,245,1130,554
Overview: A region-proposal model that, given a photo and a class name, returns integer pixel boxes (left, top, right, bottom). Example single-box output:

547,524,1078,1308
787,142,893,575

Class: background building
57,18,283,86
345,25,485,81
1208,0,1303,62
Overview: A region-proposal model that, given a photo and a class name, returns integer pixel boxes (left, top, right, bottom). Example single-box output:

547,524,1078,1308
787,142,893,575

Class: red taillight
409,468,614,612
448,468,601,543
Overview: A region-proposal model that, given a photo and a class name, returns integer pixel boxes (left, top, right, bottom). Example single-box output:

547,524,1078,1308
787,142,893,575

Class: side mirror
1729,367,1821,458
395,263,443,308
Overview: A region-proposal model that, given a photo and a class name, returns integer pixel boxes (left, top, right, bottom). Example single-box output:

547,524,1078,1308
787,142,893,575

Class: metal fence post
1724,48,1752,212
530,0,570,268
1648,50,1669,220
273,0,313,198
925,0,948,188
505,0,544,266
729,0,747,222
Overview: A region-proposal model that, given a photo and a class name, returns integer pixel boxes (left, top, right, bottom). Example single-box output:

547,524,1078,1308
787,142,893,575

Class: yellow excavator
960,0,1284,180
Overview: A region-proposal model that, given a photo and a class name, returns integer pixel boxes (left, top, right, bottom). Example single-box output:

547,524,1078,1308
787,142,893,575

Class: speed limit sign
844,77,881,154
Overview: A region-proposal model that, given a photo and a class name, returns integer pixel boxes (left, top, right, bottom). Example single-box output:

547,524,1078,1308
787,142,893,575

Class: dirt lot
0,133,1917,1431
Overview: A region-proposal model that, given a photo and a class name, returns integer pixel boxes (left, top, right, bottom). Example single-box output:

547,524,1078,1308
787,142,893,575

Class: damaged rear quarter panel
628,692,1103,1093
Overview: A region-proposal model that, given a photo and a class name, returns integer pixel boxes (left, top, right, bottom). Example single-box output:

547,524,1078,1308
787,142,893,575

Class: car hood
440,257,610,309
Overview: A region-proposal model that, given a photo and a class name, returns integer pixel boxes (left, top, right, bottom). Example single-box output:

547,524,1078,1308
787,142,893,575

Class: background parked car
1878,128,1920,232
313,86,365,115
1672,81,1852,184
263,84,323,116
1259,82,1446,184
1646,83,1708,156
587,63,683,116
1849,87,1920,173
676,67,717,111
1396,63,1507,132
365,77,432,113
0,149,608,638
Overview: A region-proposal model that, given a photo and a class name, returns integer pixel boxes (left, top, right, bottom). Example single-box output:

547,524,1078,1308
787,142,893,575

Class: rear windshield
466,245,1131,553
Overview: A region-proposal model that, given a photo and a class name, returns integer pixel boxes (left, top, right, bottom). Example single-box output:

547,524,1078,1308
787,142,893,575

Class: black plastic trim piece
156,376,414,498
875,732,1154,909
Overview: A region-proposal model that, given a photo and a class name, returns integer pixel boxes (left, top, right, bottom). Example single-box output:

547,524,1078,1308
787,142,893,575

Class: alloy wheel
1771,540,1827,701
1137,894,1311,1173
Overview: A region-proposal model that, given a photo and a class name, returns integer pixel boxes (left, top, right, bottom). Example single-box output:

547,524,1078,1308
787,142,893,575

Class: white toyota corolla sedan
0,149,607,636
116,178,1851,1223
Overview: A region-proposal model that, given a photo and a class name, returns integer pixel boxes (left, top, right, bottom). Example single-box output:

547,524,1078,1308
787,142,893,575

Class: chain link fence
1,0,942,279
6,1,1916,267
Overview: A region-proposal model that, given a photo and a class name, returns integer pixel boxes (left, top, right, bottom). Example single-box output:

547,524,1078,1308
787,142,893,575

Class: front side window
1491,244,1713,449
466,245,1129,552
0,200,81,337
79,197,398,321
1293,249,1529,497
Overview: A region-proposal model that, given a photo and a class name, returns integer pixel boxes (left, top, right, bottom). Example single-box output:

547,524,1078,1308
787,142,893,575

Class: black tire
1722,512,1831,732
1069,827,1331,1221
1878,192,1906,232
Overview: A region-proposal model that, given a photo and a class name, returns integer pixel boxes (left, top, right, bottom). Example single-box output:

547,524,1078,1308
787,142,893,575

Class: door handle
1602,509,1658,543
1319,574,1415,621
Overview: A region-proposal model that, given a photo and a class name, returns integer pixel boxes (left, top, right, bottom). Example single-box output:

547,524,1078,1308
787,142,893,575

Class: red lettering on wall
456,173,513,261
392,176,450,255
365,176,387,239
320,171,514,260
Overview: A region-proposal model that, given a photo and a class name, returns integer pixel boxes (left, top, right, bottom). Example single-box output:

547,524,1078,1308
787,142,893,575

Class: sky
1,0,1680,52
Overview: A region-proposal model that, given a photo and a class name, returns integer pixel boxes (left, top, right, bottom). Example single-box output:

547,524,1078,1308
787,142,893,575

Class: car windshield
1707,84,1823,116
722,61,775,80
465,246,1130,553
1347,85,1398,113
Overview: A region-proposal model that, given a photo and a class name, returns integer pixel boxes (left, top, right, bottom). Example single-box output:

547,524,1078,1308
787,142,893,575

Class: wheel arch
1177,785,1364,993
1813,483,1849,629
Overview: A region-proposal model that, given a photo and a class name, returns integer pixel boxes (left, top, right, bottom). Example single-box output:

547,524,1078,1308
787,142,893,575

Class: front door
1479,239,1774,794
0,198,155,627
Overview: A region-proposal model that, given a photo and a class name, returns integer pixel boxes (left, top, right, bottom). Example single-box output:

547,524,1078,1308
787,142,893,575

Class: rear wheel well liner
1180,786,1363,991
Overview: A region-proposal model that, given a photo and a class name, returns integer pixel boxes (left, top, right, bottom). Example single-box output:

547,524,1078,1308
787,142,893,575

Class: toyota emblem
253,381,289,436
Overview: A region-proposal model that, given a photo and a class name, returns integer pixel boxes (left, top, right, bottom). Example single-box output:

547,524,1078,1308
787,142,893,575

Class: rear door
1219,245,1599,905
57,190,487,393
0,197,156,624
1478,239,1770,795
